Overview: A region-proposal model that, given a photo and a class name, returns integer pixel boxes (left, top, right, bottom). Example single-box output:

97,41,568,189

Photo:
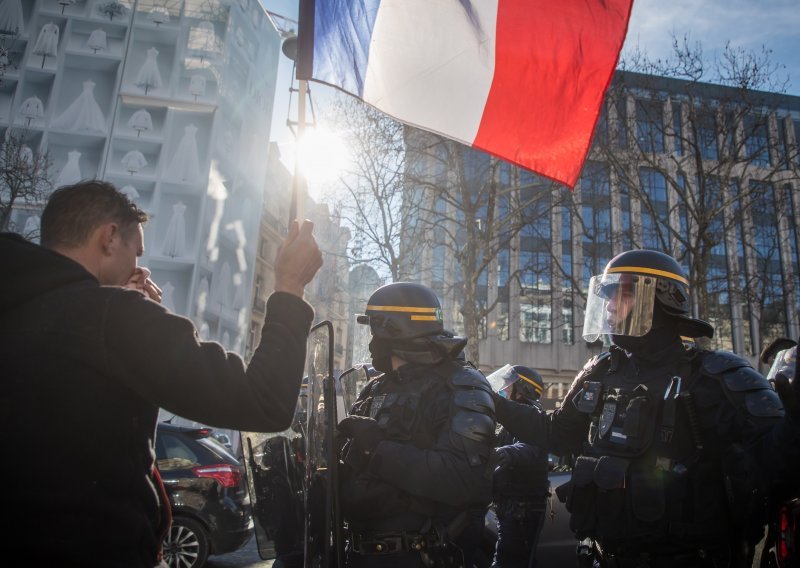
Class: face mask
369,337,394,373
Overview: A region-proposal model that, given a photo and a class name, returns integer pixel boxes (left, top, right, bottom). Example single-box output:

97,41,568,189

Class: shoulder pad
574,351,613,382
453,388,495,416
450,366,493,394
722,366,772,392
744,389,785,418
701,350,751,375
452,408,495,443
702,352,785,419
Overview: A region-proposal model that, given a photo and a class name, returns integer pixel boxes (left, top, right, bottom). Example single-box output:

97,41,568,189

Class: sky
261,0,800,158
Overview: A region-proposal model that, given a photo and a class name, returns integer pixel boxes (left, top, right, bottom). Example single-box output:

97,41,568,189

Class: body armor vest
560,346,781,552
342,361,495,529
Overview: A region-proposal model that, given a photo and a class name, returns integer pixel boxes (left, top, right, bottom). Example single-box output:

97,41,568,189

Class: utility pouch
621,392,657,455
565,456,599,536
594,456,630,540
576,382,603,413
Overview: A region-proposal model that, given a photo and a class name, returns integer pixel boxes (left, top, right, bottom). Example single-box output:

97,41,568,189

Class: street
206,538,273,568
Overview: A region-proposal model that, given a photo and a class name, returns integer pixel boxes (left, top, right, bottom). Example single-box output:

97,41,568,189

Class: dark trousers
492,506,545,568
346,549,427,568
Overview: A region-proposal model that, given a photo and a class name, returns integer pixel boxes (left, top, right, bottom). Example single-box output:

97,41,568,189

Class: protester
0,180,323,566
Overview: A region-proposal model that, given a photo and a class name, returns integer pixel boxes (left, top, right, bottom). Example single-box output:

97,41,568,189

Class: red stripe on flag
472,0,633,188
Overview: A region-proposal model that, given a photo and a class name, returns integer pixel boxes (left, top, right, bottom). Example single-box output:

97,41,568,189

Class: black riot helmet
487,364,544,404
583,249,713,341
357,282,466,371
357,282,445,340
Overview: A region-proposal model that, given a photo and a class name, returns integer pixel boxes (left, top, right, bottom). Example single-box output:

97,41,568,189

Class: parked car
155,422,254,568
210,431,234,454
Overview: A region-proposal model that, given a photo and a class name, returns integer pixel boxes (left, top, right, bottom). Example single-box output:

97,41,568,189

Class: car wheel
163,516,210,568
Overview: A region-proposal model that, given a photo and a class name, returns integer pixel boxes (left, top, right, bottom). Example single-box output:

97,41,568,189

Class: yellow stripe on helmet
410,315,439,321
517,373,543,393
367,305,439,314
607,266,689,286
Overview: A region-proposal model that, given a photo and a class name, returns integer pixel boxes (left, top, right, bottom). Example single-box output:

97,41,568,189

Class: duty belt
350,531,429,555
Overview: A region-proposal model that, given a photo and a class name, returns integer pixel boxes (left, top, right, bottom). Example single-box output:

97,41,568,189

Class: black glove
774,360,800,424
494,447,512,471
337,416,386,455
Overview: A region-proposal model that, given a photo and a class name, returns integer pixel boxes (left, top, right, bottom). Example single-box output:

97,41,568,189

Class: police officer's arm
494,376,592,456
496,441,544,468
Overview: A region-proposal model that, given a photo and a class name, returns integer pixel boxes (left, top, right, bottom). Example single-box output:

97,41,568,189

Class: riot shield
241,321,342,568
336,365,370,421
304,320,343,568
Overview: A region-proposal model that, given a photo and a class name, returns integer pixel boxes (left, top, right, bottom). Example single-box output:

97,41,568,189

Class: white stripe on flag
363,0,498,145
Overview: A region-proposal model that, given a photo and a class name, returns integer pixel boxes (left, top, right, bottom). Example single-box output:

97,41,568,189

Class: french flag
298,0,633,188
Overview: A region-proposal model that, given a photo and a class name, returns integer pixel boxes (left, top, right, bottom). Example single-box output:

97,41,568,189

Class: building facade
5,0,282,357
401,71,800,409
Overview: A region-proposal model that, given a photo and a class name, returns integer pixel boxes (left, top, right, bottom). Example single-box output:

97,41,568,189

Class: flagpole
289,78,307,225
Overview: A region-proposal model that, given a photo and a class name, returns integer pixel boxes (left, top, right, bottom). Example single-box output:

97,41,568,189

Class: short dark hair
40,180,148,249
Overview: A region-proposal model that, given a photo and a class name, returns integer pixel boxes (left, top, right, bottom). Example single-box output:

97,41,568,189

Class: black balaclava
369,337,395,373
369,334,467,373
611,301,681,356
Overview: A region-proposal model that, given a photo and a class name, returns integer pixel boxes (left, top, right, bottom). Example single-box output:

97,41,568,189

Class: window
749,181,787,346
635,99,665,153
520,300,551,343
615,97,628,149
156,433,200,471
671,102,683,156
697,113,718,161
580,162,613,284
745,115,771,167
638,169,670,251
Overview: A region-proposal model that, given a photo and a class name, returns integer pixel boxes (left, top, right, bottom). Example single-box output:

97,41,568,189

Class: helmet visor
486,364,518,398
583,273,657,342
766,346,796,384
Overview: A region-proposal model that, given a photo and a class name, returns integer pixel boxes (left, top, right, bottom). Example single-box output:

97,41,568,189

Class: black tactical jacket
341,360,496,533
0,233,314,566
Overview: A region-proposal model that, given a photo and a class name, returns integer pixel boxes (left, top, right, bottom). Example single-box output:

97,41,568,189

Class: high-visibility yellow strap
607,266,689,285
410,315,439,321
367,305,438,313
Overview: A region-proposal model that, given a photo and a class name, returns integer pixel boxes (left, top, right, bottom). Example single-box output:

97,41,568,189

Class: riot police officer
492,250,800,568
337,282,496,567
487,365,550,567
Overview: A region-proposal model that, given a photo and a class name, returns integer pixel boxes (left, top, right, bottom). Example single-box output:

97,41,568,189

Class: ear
97,222,120,256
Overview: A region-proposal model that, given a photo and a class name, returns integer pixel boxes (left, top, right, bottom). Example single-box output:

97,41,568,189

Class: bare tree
324,94,420,281
0,129,52,235
402,130,567,365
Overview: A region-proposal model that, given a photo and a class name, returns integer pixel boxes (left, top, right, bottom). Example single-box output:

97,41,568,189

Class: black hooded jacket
0,233,314,566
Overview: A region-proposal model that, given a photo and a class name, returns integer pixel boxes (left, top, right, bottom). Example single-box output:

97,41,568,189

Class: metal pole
289,79,308,224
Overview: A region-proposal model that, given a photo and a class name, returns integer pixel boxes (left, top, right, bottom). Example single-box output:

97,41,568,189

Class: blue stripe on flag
313,0,382,97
